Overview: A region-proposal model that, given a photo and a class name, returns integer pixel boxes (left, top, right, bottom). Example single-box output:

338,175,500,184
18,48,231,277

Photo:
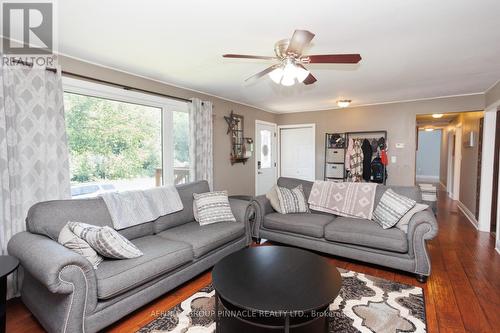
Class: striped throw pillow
276,184,310,214
68,222,143,259
193,191,236,225
373,189,416,229
58,224,103,268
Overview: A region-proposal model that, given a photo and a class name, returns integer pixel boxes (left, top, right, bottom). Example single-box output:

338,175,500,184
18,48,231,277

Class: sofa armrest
8,232,98,311
229,198,252,244
407,208,438,276
249,195,275,238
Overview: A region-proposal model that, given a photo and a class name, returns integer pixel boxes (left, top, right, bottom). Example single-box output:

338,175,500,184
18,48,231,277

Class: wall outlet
395,143,405,149
391,156,397,163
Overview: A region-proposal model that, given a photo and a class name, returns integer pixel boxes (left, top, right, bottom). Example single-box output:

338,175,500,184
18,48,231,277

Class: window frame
62,76,189,186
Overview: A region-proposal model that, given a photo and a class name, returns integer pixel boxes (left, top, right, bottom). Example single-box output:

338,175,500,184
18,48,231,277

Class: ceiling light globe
281,75,296,86
268,67,283,84
294,66,310,83
337,100,351,108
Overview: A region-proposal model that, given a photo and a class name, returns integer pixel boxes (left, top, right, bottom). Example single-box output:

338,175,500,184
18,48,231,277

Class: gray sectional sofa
8,180,252,333
250,177,438,282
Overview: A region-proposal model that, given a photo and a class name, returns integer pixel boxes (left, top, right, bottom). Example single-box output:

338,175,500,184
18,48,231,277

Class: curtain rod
4,59,197,104
61,71,193,103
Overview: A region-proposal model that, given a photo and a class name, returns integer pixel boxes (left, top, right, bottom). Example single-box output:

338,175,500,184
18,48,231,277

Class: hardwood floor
6,188,500,333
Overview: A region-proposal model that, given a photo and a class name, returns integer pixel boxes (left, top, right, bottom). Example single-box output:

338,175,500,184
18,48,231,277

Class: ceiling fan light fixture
337,99,352,108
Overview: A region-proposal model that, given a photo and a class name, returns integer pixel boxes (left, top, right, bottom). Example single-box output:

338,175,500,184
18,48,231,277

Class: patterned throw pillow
373,189,416,229
193,191,236,225
68,222,143,259
58,224,103,268
265,185,283,213
276,184,310,214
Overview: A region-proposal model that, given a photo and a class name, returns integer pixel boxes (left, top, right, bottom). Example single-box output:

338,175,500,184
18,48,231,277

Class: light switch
395,143,405,149
391,156,397,163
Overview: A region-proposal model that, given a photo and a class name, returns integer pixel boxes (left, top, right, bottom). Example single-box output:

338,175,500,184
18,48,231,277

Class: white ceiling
58,0,500,113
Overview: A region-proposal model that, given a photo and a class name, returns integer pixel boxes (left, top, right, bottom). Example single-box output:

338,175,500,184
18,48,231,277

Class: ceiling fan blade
245,65,279,82
305,54,362,64
286,30,315,56
223,54,277,60
303,73,317,85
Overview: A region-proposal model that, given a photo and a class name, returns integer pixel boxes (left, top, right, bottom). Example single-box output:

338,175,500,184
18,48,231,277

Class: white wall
416,129,442,182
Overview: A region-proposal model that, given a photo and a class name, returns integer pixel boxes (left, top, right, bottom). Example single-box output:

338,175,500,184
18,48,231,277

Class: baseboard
456,201,479,230
416,175,440,183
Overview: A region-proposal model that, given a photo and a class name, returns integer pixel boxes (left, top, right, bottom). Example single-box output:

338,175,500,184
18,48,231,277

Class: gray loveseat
8,180,251,333
250,177,438,282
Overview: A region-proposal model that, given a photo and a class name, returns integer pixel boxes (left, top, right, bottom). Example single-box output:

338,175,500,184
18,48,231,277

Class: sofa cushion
95,235,193,299
157,221,245,258
324,217,408,253
263,213,335,238
154,180,211,233
26,197,155,241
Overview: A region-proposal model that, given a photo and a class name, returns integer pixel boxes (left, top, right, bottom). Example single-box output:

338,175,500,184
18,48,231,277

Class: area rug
137,269,426,333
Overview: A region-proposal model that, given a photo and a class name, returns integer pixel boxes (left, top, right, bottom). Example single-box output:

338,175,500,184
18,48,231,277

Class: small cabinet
325,163,344,179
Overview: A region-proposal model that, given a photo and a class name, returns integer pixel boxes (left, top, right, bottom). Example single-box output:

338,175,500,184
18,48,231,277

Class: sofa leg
416,274,428,283
254,238,261,245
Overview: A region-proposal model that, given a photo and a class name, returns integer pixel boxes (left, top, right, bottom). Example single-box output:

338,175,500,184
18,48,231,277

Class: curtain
189,98,213,189
0,65,71,298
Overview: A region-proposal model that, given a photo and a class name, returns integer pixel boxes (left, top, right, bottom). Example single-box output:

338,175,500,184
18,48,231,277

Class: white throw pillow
395,203,429,233
58,224,103,268
265,185,283,213
193,191,236,225
275,184,310,214
68,222,143,259
373,189,416,229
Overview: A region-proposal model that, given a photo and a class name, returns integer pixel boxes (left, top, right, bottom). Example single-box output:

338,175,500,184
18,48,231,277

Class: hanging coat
345,138,354,170
350,139,364,182
361,139,372,181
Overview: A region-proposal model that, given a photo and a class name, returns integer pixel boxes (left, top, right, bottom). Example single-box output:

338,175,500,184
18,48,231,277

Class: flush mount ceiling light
337,100,352,108
425,128,435,132
432,114,444,118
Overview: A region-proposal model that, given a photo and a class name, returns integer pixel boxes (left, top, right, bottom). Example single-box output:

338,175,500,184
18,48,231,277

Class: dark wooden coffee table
212,246,342,333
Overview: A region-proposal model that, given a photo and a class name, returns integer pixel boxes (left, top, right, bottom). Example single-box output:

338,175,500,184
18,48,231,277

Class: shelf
325,162,344,164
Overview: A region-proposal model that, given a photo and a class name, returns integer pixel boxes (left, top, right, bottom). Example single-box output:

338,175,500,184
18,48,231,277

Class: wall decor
224,110,251,164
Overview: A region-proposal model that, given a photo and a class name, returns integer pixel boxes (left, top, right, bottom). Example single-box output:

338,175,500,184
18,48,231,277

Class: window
63,77,190,197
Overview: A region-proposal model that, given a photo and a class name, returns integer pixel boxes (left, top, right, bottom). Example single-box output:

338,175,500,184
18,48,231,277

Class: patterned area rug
138,269,426,333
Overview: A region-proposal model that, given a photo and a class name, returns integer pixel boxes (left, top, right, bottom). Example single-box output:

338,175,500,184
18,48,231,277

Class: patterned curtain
0,65,71,298
189,98,213,189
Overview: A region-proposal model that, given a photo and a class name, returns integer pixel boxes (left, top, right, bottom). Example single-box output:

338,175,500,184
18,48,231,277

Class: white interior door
279,125,315,181
255,121,277,195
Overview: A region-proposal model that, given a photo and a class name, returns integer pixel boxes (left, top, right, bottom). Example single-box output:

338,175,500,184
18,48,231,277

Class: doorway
278,124,316,181
255,120,277,196
416,129,442,183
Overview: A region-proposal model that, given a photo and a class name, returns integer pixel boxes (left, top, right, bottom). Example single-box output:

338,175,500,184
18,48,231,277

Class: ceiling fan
223,30,362,86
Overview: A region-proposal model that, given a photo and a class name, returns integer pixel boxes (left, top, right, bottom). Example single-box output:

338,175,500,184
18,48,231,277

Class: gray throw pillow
68,222,143,259
266,185,283,213
193,191,236,225
58,224,103,268
373,189,416,229
276,184,310,214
